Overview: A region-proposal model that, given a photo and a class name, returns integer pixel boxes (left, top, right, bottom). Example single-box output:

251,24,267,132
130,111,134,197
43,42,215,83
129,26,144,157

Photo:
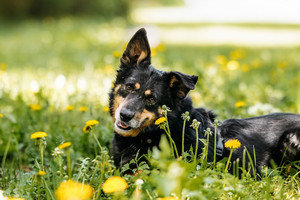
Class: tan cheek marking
170,76,178,87
112,95,124,123
157,106,163,116
145,89,151,96
121,109,156,137
135,83,140,90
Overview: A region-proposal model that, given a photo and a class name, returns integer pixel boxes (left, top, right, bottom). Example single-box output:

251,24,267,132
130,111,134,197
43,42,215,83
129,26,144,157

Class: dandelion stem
96,165,104,200
194,127,199,166
225,149,233,173
67,149,72,179
213,122,218,168
164,114,179,158
39,139,44,171
182,118,187,157
1,134,12,180
92,132,103,151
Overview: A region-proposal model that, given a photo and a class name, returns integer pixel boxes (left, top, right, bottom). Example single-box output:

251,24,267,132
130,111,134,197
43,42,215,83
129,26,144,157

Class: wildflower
151,48,157,56
79,106,88,112
7,198,26,200
235,101,245,108
30,131,47,139
83,120,99,133
155,117,166,125
157,197,178,200
229,49,245,60
190,119,200,130
102,176,128,193
103,107,110,112
113,50,121,58
38,170,46,176
0,63,7,70
52,147,64,156
224,139,241,173
227,60,240,71
29,104,42,111
85,120,99,126
241,64,250,72
58,142,72,149
216,55,227,65
55,179,94,200
156,43,165,52
0,113,3,118
65,105,74,111
225,139,241,149
83,125,91,133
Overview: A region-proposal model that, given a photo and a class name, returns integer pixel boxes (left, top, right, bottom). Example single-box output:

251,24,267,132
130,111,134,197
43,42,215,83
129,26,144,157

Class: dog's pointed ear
165,71,198,100
121,28,151,66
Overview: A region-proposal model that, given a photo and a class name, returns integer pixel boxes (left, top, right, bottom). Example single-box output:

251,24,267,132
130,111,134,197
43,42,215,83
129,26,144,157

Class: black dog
109,28,300,172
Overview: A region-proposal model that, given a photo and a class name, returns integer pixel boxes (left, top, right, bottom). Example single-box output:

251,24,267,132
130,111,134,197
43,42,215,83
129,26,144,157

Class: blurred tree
0,0,130,19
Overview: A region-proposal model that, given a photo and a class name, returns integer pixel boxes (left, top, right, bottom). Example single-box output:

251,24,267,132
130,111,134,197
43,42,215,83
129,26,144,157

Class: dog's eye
125,84,134,91
147,96,156,104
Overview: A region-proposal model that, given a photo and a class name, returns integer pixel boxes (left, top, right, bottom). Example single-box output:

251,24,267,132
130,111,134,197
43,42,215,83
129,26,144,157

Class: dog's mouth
116,120,132,131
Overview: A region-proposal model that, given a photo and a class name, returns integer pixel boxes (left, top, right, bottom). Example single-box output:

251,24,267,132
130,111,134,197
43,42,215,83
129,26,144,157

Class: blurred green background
0,0,300,117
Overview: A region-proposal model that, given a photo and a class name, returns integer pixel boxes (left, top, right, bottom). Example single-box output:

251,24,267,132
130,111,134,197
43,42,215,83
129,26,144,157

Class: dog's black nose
120,109,134,122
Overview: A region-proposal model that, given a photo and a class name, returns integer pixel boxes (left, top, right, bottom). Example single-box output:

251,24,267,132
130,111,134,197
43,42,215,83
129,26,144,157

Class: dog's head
109,28,198,137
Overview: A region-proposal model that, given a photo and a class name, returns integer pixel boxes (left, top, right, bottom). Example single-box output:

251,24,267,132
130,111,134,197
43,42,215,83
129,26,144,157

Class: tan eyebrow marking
145,89,151,96
135,83,140,90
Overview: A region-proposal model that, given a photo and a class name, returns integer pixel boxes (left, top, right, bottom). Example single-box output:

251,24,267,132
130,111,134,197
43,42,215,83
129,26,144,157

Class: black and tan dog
109,28,300,172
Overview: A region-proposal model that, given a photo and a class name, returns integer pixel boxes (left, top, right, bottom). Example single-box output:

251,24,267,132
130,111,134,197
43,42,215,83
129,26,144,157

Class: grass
0,18,300,199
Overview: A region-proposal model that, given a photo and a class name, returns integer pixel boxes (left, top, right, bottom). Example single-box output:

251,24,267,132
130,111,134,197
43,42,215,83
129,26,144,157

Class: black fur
109,28,300,172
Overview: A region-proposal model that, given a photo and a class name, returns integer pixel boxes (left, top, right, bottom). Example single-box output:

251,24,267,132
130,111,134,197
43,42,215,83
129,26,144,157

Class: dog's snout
120,108,135,122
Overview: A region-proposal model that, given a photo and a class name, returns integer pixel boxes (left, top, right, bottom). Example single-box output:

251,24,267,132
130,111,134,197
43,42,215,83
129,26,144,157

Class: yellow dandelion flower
29,104,42,111
241,64,250,72
85,120,99,126
103,107,109,112
104,65,114,74
225,139,241,149
0,63,7,70
0,113,3,118
157,197,178,200
151,48,157,57
30,131,47,139
156,43,165,52
102,176,128,193
277,62,287,69
38,170,46,176
229,49,245,60
65,105,74,111
216,55,227,65
79,106,88,112
155,117,166,125
251,59,261,68
235,101,245,108
55,179,94,200
7,198,26,200
113,50,122,58
227,60,240,71
82,125,91,134
58,142,72,149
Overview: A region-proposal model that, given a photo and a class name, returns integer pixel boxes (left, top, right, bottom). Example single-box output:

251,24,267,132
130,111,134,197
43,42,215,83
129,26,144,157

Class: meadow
0,18,299,199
